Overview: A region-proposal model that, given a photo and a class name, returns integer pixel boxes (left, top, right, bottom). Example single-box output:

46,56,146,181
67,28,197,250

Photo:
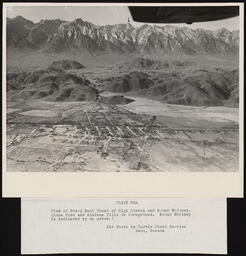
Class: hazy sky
7,6,239,31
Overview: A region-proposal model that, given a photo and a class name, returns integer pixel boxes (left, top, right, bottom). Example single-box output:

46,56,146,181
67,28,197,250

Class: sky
6,5,239,31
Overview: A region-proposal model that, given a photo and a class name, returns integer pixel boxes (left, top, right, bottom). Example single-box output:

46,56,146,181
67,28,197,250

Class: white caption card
21,198,227,254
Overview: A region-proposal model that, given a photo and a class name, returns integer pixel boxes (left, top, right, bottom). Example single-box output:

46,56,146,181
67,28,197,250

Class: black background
1,0,245,255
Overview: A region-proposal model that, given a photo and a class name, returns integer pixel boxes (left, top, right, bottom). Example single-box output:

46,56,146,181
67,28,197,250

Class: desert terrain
6,54,239,172
6,16,239,172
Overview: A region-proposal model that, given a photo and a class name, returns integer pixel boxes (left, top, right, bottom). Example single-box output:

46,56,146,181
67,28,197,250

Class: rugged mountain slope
100,65,239,106
104,72,155,93
6,57,239,106
7,16,239,55
28,19,65,47
143,69,238,105
7,68,98,102
7,16,36,49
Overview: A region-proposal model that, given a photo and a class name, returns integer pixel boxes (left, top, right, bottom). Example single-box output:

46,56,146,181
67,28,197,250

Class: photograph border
2,2,244,198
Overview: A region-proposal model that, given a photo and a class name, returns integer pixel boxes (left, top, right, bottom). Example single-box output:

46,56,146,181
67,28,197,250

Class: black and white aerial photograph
5,4,241,172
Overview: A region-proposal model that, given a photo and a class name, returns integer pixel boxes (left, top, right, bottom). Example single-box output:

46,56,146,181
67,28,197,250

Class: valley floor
5,54,240,172
6,98,239,172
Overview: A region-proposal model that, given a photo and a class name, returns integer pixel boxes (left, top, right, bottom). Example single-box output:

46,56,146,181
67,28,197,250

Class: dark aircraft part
128,6,239,24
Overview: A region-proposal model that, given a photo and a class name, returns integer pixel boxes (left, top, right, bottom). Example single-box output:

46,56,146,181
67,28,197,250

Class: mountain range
7,15,239,55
